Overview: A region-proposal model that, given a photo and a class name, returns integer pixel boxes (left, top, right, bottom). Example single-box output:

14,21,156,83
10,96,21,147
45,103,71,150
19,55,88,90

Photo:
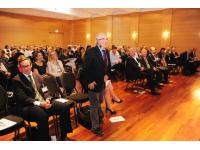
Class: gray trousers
88,89,104,129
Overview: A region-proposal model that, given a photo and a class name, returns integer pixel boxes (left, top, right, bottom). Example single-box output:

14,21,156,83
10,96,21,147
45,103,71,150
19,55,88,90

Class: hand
44,103,52,109
88,81,96,90
140,67,144,71
5,72,11,77
40,101,52,109
104,75,109,82
45,98,51,104
42,74,48,80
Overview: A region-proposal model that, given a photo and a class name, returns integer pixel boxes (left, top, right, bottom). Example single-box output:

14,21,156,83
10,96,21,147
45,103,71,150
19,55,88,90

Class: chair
60,72,89,108
43,75,78,136
124,60,146,93
0,85,24,140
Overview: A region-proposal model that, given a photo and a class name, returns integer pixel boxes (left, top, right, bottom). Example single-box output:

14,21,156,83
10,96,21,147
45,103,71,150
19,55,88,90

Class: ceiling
0,8,164,20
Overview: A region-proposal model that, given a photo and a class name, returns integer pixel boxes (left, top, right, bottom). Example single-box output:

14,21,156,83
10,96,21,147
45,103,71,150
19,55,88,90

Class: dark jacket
125,55,141,80
83,46,111,92
12,72,43,109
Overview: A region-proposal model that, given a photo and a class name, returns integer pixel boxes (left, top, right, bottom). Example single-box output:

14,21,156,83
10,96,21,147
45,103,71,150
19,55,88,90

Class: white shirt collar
23,71,33,80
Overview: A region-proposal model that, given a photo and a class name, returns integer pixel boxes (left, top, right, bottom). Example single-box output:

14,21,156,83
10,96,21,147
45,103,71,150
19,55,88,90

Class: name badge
42,86,48,93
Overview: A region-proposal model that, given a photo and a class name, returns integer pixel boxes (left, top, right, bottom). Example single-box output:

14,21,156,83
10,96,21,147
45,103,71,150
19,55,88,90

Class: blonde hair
48,50,58,61
17,55,32,67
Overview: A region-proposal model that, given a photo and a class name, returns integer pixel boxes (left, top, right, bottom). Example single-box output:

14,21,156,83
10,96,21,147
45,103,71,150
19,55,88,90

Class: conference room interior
0,8,200,141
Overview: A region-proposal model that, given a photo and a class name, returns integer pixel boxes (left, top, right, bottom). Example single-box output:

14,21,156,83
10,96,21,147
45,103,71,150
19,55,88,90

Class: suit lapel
19,73,32,86
95,46,104,65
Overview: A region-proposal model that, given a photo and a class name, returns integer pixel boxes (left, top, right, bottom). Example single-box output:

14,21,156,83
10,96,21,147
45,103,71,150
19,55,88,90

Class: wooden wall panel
112,14,132,47
130,13,139,48
0,12,71,48
160,9,172,48
91,16,112,47
138,10,162,49
72,19,92,46
171,8,200,56
0,9,200,54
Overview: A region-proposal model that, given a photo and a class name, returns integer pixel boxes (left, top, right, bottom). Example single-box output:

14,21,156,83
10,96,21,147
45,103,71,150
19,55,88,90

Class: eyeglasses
98,38,108,41
20,64,31,68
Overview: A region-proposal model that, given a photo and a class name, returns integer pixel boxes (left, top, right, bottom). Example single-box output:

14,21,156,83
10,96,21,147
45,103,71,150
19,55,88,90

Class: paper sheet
55,98,69,103
0,118,17,131
109,116,125,123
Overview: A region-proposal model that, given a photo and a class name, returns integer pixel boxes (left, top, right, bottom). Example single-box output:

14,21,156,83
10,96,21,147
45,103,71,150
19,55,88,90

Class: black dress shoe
151,91,160,95
105,107,117,114
163,81,169,84
112,99,123,103
91,128,104,137
156,85,162,89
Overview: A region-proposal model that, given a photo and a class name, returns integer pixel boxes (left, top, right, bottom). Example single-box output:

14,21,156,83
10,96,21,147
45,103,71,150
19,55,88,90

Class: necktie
102,49,108,74
134,57,140,67
28,75,44,102
144,57,150,69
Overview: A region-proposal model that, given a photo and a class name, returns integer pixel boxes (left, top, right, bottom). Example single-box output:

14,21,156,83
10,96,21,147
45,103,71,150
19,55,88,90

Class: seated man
148,47,169,84
12,55,73,141
139,48,162,93
126,48,159,95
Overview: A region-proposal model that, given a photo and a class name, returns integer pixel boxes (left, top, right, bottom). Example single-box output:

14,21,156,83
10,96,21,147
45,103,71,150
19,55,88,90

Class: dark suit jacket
147,53,159,67
125,55,141,80
139,56,154,70
12,72,44,110
169,52,178,64
83,45,111,92
157,52,169,64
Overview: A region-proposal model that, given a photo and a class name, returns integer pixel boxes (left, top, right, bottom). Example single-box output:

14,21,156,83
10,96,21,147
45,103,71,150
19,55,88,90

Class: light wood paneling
90,16,112,47
0,12,71,48
0,9,200,54
171,8,200,56
72,19,91,46
138,10,163,49
160,9,173,48
112,14,132,47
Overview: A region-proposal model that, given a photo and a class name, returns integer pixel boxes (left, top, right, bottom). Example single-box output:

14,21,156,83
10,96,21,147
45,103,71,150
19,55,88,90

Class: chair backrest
61,72,76,95
76,67,88,93
43,75,62,98
124,60,131,81
64,65,73,73
0,85,8,116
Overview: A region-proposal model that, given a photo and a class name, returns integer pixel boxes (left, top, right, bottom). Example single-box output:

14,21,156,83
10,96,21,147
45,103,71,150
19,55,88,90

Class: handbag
77,105,91,130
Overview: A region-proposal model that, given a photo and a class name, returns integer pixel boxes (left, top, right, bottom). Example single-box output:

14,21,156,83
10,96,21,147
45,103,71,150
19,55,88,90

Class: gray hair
96,32,107,40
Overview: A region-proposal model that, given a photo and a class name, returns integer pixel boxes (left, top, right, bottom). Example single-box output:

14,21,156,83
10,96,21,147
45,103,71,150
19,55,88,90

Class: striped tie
28,75,45,102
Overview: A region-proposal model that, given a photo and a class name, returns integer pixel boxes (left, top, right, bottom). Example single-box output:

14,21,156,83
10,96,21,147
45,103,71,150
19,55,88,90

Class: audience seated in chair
126,48,160,95
46,50,65,87
12,55,73,141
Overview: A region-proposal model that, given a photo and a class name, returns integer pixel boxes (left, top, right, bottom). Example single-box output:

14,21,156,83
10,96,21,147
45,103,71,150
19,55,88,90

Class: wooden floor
1,71,200,141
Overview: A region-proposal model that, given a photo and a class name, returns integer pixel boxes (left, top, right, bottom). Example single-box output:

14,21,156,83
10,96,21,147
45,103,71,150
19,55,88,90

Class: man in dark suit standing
83,32,111,136
12,55,73,140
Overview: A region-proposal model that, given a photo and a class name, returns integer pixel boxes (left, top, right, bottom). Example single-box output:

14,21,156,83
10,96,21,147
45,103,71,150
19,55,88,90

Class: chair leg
13,129,20,141
73,104,78,128
53,115,60,139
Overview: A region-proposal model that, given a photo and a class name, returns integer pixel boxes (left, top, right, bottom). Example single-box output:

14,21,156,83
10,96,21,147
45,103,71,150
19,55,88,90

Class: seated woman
104,78,123,115
46,50,65,86
32,51,47,80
